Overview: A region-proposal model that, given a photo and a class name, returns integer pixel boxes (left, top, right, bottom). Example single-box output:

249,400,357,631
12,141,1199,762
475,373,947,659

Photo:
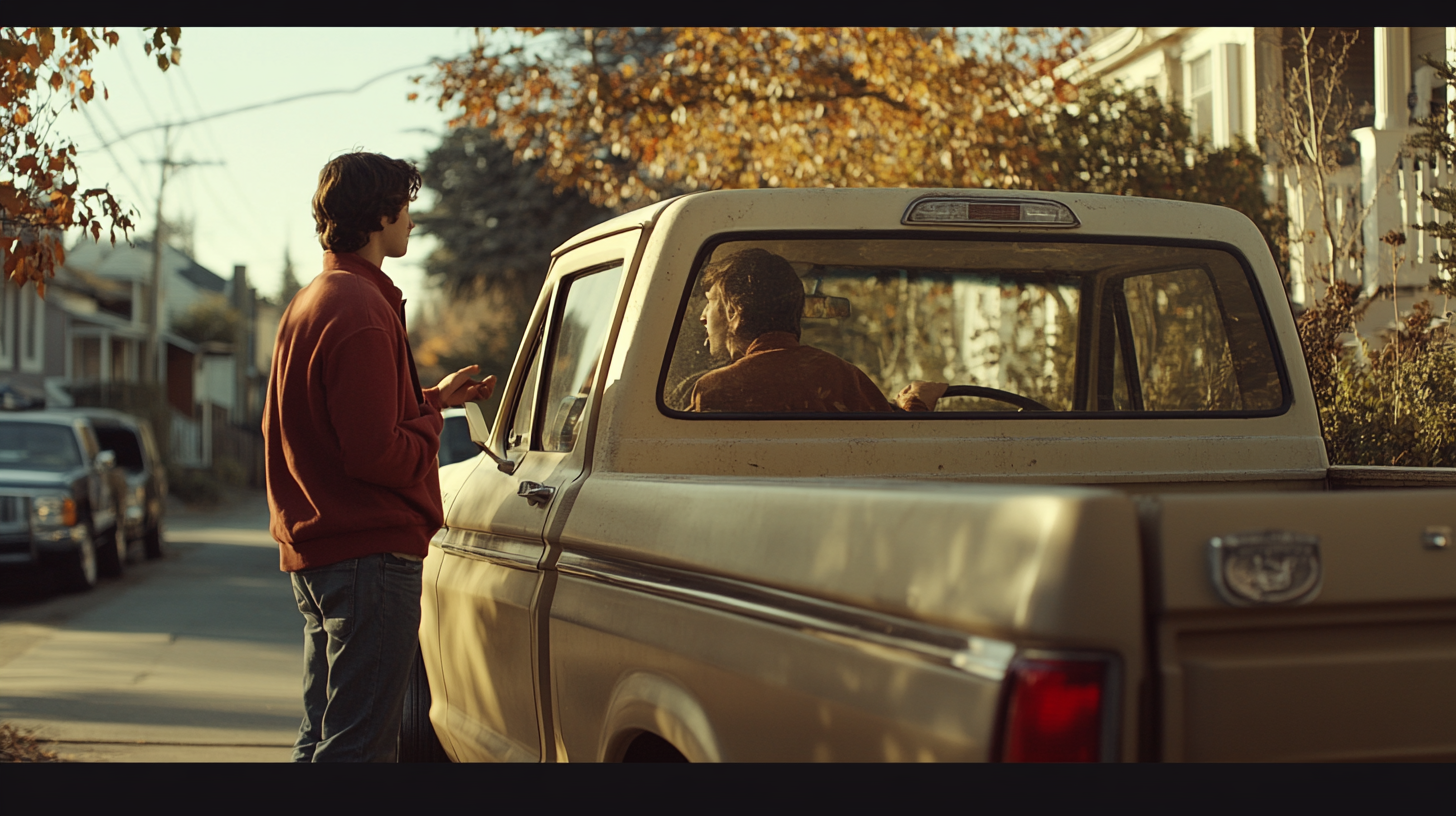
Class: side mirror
464,402,516,474
95,450,117,471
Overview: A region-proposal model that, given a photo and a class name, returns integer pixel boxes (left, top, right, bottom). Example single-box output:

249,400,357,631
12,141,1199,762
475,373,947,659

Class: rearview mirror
803,294,850,319
464,402,516,474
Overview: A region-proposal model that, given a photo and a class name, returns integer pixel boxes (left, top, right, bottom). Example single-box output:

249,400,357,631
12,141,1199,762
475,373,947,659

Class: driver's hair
700,248,805,341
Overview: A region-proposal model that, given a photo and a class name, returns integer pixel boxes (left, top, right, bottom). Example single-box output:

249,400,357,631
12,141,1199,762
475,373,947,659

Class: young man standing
265,152,494,762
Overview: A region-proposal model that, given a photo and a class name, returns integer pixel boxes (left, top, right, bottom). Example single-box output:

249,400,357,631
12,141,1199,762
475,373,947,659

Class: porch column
98,329,110,384
1448,27,1455,141
1354,127,1412,295
1374,27,1411,131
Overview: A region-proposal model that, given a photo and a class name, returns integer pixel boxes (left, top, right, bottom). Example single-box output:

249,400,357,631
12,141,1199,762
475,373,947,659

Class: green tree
409,128,610,412
279,246,301,304
172,293,241,345
1030,82,1284,264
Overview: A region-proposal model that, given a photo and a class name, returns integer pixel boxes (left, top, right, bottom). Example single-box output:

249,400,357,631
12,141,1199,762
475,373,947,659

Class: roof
0,410,85,427
44,407,146,428
552,197,685,258
63,238,226,293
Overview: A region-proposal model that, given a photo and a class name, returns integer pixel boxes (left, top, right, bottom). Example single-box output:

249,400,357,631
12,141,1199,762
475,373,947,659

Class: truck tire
97,525,127,578
143,523,165,560
399,648,450,762
55,527,99,593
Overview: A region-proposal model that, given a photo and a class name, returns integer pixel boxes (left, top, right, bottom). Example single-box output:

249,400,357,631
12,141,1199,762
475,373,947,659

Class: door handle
517,481,555,507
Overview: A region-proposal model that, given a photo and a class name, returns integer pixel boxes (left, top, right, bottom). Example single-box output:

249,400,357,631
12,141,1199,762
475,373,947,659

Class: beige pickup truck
403,188,1456,762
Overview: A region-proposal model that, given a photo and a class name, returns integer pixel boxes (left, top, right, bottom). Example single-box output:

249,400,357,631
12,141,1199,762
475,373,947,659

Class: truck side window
508,328,544,452
540,263,625,452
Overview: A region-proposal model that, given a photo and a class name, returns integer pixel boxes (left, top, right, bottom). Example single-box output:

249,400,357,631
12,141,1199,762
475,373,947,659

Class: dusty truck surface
404,187,1456,762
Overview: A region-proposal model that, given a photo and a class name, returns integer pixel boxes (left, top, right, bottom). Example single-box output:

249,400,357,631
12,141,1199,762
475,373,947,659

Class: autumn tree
1,27,180,292
427,27,1080,210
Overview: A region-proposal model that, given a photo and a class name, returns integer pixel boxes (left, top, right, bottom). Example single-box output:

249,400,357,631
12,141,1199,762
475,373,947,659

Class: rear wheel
620,732,689,762
55,527,98,593
399,647,450,762
98,525,127,577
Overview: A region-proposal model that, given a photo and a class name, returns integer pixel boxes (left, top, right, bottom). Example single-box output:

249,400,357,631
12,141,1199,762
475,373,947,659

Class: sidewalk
0,487,301,762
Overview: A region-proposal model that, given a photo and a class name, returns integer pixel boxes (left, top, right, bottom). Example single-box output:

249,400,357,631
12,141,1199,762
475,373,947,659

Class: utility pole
142,124,222,383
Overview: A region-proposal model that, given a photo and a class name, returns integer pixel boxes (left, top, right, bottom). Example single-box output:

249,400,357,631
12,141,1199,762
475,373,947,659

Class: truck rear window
660,237,1286,417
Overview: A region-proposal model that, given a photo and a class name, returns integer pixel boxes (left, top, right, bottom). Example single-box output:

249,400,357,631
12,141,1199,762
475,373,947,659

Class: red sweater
264,252,444,571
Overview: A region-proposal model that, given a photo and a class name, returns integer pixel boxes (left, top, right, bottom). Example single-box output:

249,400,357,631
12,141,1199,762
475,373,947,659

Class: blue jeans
289,552,423,762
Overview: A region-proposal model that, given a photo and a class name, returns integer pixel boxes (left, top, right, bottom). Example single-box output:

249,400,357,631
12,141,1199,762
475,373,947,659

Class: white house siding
1076,27,1455,320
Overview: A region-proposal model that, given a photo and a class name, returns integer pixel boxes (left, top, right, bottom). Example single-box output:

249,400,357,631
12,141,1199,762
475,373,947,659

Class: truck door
429,233,634,762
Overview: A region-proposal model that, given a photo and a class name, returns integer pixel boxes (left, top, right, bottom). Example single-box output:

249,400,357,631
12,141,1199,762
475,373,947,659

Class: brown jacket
690,332,927,413
264,252,444,571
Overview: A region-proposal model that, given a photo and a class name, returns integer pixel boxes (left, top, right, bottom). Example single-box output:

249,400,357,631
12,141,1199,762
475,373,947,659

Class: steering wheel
939,385,1052,412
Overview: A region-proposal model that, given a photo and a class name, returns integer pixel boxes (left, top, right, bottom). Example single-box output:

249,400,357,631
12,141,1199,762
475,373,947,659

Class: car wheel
143,522,165,560
56,527,98,593
98,525,127,578
399,647,450,762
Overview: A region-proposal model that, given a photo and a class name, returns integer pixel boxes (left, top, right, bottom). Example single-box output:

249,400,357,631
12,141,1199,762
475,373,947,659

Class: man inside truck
691,248,948,413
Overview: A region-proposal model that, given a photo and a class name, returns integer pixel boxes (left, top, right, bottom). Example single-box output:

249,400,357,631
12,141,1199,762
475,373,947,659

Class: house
1061,27,1455,330
0,236,274,476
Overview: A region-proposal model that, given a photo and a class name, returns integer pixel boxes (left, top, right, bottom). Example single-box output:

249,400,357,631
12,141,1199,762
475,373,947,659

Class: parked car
0,411,123,592
438,407,478,468
65,409,167,561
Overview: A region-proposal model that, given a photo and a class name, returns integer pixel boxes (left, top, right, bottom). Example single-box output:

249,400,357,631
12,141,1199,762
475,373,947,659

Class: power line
87,62,438,152
115,28,167,137
174,60,269,251
77,104,150,212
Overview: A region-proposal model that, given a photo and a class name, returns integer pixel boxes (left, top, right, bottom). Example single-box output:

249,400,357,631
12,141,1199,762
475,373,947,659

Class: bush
1297,282,1456,466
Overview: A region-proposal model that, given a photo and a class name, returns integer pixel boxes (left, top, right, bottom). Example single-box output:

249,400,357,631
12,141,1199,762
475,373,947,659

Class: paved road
0,489,300,761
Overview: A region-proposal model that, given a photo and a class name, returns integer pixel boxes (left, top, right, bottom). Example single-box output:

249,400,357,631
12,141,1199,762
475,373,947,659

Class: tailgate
1148,489,1456,761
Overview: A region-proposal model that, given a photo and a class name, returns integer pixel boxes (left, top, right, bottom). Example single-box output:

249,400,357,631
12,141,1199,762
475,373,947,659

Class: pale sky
55,27,483,317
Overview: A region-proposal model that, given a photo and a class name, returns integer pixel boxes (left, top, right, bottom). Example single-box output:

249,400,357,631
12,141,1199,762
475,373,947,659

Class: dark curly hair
312,152,422,253
700,248,805,341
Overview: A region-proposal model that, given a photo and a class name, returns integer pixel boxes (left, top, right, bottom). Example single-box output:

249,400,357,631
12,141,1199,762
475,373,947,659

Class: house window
1189,53,1214,142
17,286,44,373
1186,44,1246,148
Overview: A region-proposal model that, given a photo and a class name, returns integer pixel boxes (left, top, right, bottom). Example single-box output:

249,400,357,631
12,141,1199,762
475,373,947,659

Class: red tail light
995,656,1111,762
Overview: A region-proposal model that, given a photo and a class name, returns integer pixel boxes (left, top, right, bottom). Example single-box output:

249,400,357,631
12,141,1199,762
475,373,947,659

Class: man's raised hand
436,365,497,408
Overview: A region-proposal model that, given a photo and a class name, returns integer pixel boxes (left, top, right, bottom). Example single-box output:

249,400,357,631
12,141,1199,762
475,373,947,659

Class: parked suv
67,409,167,560
0,412,123,592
